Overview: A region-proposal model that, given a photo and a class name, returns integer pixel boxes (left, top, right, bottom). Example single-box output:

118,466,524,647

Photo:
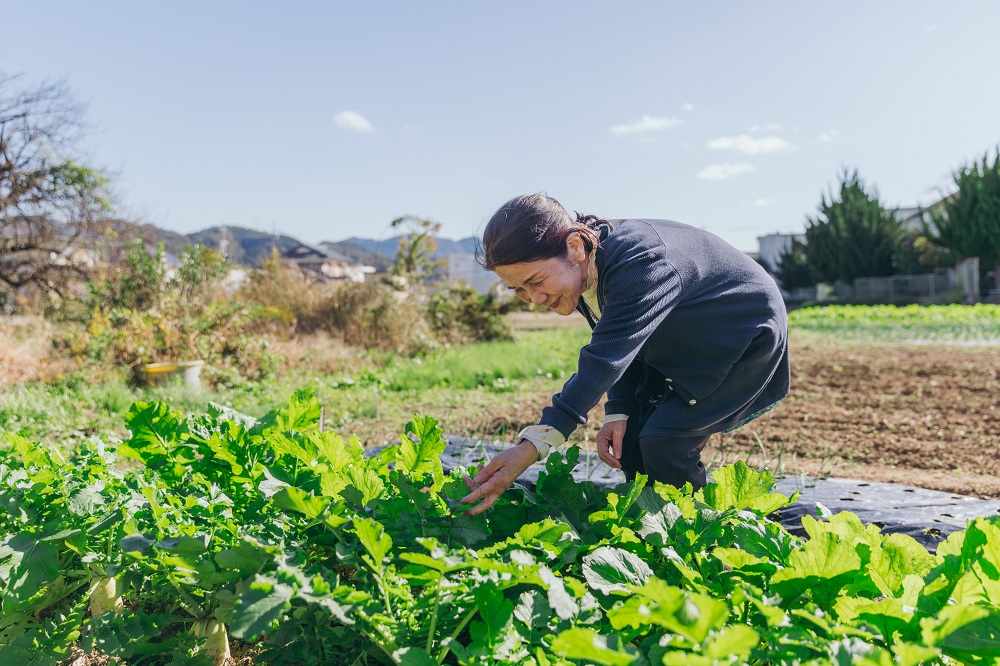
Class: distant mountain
187,227,303,266
129,224,309,266
129,223,188,253
128,224,493,289
164,226,302,266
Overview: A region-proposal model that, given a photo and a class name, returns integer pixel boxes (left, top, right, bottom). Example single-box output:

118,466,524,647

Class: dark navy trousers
617,381,710,491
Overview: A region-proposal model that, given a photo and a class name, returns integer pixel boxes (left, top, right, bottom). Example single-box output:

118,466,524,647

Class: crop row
788,304,1000,341
1,390,999,664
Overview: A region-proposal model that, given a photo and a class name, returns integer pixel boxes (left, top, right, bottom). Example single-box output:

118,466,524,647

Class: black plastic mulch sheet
771,476,1000,551
376,436,1000,553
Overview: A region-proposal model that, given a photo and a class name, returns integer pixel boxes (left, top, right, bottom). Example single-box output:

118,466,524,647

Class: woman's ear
566,231,587,263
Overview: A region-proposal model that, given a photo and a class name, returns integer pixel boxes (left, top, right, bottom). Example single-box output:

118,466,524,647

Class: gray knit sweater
539,219,790,438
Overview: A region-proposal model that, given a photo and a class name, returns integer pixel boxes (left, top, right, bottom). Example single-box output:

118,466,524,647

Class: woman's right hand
596,420,627,469
460,441,539,516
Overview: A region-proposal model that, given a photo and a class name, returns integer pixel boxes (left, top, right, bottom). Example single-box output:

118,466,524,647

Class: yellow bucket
139,360,204,389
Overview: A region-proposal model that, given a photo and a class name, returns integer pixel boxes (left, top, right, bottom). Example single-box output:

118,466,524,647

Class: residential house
281,243,374,282
891,194,950,234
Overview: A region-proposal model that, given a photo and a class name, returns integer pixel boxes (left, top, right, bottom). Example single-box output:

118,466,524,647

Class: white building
756,232,804,273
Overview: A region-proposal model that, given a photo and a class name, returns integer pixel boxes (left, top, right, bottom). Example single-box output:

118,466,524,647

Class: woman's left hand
461,441,539,516
596,420,627,469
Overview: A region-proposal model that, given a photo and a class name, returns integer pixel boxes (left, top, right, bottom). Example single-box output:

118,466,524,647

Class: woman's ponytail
574,213,612,231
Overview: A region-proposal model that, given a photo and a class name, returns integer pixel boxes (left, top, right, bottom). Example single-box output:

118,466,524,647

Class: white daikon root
89,576,125,618
191,618,232,665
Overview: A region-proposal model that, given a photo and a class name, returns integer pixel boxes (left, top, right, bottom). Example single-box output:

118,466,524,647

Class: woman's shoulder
608,218,744,255
609,218,699,237
603,219,690,255
597,220,675,278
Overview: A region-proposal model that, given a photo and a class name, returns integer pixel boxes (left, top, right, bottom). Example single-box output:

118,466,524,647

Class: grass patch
380,326,591,391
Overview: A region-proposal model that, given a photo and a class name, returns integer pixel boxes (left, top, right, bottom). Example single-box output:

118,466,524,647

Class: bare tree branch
0,72,111,297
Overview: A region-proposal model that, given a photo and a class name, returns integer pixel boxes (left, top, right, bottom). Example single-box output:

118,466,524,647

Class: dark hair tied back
575,213,610,230
477,193,612,270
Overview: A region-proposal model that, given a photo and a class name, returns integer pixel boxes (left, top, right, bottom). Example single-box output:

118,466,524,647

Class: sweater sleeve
605,357,642,416
540,230,683,437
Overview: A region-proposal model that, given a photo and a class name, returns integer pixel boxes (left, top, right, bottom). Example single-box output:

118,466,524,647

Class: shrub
91,239,169,311
236,249,328,333
802,170,903,283
426,283,513,344
52,301,283,389
299,281,429,352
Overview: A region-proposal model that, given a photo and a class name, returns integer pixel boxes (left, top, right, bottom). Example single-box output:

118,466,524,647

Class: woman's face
494,233,590,316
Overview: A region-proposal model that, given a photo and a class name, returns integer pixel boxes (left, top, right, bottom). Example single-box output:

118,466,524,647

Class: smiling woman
479,194,607,316
462,193,791,516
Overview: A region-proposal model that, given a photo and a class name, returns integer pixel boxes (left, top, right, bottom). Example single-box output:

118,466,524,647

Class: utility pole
219,226,229,259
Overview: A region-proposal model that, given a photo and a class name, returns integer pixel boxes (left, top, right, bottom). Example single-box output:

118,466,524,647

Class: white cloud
609,115,681,136
765,122,783,131
752,197,776,207
708,134,793,155
697,163,755,181
817,128,840,142
681,102,694,112
749,124,761,133
333,110,375,133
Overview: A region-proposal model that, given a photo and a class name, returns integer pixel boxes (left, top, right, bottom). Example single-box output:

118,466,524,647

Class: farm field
355,329,1000,499
2,305,999,499
2,303,1000,663
439,311,1000,499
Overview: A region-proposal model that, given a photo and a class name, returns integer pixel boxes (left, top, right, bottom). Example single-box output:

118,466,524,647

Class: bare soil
716,333,1000,498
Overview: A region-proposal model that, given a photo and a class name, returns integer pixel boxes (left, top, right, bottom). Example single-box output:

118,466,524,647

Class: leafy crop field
788,304,1000,342
5,390,1000,665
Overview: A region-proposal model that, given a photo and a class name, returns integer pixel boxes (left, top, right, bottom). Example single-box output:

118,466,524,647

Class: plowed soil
711,334,1000,498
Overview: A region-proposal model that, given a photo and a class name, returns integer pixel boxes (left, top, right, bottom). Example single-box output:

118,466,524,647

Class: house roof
282,243,356,264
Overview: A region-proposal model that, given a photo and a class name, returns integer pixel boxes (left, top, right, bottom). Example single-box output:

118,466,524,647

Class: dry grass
268,330,375,376
299,282,430,352
507,310,588,330
0,315,76,383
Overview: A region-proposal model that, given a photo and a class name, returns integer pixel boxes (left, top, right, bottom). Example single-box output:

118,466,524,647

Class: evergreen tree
774,238,813,289
803,170,902,283
931,149,1000,276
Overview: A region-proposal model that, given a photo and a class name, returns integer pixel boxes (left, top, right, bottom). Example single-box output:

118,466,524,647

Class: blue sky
3,2,999,251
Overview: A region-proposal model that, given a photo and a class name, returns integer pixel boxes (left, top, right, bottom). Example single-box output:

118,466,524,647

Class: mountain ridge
132,222,480,270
